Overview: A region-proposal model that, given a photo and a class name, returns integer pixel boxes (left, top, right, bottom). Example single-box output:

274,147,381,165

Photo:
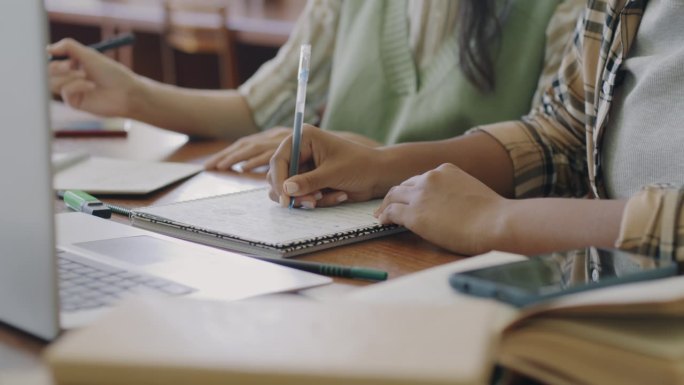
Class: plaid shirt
476,0,684,262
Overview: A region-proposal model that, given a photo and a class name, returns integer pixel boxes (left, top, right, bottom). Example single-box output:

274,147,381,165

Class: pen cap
298,44,311,82
295,44,311,112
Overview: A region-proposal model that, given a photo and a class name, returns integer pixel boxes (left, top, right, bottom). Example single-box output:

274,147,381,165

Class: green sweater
322,0,561,144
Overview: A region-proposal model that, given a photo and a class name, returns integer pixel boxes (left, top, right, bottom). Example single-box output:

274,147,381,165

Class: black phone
448,248,677,307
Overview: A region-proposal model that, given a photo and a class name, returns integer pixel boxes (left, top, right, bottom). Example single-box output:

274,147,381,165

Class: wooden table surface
0,117,464,383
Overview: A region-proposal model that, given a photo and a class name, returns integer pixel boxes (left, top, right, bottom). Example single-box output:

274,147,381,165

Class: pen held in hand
48,33,136,61
288,44,311,209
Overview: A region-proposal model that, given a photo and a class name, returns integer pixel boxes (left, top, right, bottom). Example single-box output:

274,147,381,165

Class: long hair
456,0,506,93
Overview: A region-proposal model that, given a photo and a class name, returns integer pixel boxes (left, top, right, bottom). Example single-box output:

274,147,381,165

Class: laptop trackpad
74,236,190,266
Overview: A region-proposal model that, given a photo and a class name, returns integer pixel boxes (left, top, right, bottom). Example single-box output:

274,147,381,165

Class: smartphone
449,248,677,307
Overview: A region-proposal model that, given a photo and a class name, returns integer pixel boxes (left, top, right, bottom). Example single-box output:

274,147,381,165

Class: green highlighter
62,190,112,219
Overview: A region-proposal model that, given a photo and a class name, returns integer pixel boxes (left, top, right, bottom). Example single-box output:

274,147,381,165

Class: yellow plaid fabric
475,0,684,262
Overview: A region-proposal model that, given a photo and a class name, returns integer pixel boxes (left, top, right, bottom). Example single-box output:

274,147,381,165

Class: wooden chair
161,0,240,89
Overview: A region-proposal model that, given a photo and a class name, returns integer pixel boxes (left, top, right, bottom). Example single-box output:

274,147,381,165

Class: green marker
62,190,112,219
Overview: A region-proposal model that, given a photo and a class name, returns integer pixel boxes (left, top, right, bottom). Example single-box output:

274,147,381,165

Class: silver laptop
0,1,330,340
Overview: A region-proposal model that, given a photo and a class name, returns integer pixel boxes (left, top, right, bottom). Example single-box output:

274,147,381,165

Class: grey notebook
130,188,405,257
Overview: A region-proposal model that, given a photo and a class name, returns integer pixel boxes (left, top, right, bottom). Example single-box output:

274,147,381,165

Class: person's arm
48,0,342,141
129,80,258,139
48,38,258,139
269,5,614,256
267,124,514,207
201,0,344,170
493,197,627,255
373,160,626,256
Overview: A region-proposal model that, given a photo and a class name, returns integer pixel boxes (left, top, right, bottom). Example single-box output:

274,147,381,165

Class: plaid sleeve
472,4,591,199
530,0,585,110
617,185,684,263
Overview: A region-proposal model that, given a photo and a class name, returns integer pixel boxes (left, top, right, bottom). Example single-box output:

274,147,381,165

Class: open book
350,252,684,385
45,252,684,385
130,188,405,257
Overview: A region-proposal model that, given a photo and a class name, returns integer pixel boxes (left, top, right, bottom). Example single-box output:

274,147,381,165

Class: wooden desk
0,118,463,384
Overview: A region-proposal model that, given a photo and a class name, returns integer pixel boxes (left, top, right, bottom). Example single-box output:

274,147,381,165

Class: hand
267,124,386,208
204,126,291,172
47,38,140,117
375,163,508,255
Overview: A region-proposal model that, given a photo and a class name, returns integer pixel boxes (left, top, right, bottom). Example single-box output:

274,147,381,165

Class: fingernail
314,192,323,200
279,195,288,208
336,193,348,203
284,181,299,194
301,201,315,209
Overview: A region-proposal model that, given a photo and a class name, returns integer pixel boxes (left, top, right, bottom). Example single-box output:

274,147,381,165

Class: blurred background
47,0,306,89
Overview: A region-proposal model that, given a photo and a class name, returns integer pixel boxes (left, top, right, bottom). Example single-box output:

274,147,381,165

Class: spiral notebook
130,188,405,257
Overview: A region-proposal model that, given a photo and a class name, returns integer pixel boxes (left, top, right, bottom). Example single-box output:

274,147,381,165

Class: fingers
314,191,349,207
48,60,79,77
47,38,100,68
47,38,81,57
268,124,343,204
49,68,88,93
216,146,272,171
268,132,294,199
60,79,96,109
376,203,409,226
204,143,241,170
239,152,273,172
374,185,414,217
281,168,336,200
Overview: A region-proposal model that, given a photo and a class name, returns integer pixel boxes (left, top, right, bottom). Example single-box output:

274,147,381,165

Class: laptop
0,1,330,341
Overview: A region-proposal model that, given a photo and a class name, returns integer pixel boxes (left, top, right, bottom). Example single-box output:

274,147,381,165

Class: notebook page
135,188,387,246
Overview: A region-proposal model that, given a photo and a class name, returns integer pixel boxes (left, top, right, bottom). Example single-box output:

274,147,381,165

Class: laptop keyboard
57,250,196,313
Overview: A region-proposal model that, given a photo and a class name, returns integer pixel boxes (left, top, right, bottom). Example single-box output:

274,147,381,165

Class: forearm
333,131,382,147
493,198,627,255
128,78,259,139
376,132,514,197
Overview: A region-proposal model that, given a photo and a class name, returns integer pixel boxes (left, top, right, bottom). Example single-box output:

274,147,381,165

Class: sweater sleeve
238,0,341,130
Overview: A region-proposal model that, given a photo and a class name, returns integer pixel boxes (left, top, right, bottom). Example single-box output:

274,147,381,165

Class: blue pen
288,44,311,209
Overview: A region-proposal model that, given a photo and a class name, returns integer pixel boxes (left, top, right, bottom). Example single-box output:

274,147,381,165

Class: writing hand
267,124,385,208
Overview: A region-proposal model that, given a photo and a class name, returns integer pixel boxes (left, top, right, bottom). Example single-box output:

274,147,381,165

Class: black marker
49,33,136,61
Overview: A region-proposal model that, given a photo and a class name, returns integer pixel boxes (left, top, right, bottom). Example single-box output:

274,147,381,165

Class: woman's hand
375,163,508,256
47,38,141,117
204,127,292,172
267,124,387,208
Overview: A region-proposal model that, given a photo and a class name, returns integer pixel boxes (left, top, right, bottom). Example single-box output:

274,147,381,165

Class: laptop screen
0,0,60,340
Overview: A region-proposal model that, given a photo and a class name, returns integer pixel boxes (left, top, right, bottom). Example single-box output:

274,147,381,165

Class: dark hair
456,0,506,93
